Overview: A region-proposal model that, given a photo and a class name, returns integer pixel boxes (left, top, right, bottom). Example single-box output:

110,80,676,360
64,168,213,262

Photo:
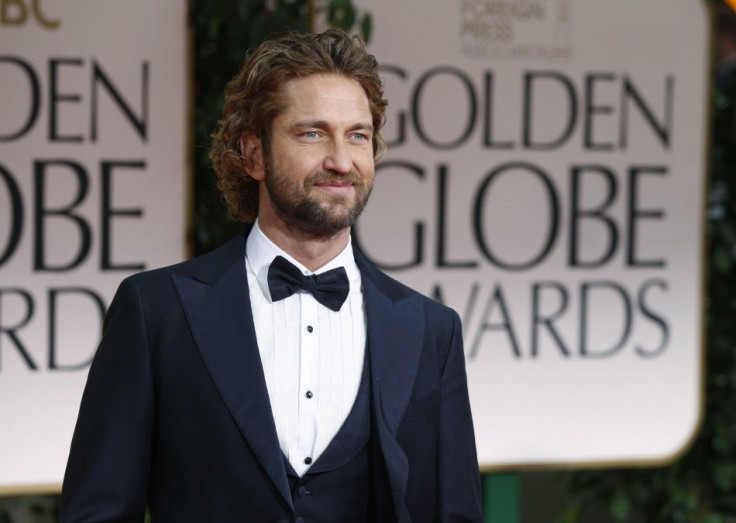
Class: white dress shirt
245,220,367,476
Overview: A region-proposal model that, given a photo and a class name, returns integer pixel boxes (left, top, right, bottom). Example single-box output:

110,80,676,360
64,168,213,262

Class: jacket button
297,485,309,497
295,518,305,523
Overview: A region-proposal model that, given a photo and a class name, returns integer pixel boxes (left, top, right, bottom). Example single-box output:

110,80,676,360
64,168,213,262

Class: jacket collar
355,247,424,522
173,230,293,507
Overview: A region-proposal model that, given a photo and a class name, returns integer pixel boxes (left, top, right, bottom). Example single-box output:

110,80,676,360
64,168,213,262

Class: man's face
254,74,375,237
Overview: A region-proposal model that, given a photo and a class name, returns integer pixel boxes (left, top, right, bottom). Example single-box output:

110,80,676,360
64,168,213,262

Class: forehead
276,74,371,123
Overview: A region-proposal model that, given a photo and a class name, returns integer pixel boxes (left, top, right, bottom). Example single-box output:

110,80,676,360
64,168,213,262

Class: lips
308,171,363,186
312,181,354,195
313,181,352,187
308,172,362,195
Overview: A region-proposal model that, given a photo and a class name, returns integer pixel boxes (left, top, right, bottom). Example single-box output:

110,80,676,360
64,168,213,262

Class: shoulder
118,231,247,298
355,248,459,326
356,251,463,376
102,232,247,334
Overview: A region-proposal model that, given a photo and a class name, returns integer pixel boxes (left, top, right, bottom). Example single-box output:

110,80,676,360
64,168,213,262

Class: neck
257,218,351,273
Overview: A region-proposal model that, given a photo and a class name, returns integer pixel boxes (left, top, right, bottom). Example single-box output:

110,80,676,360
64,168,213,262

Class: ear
239,133,265,181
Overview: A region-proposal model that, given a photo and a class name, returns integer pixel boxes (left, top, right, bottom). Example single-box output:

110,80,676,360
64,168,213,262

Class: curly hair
209,29,388,223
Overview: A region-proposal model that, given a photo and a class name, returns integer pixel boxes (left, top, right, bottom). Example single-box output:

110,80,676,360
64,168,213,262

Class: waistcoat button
297,485,309,497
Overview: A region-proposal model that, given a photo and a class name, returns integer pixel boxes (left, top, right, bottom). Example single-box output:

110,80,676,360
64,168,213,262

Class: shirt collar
245,219,361,302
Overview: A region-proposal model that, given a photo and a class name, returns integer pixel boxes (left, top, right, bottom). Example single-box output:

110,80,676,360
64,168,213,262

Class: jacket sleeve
60,277,153,522
437,310,484,522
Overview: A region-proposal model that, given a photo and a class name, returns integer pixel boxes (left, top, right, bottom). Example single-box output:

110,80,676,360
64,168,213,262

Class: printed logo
0,0,60,28
460,0,572,60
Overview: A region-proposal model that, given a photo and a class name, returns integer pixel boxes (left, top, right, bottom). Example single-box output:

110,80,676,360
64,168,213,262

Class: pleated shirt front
245,221,367,476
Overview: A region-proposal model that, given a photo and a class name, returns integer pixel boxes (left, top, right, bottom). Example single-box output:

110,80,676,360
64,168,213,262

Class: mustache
305,171,365,187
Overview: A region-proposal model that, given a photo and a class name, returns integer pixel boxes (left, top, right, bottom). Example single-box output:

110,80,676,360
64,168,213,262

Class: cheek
274,154,319,182
355,154,375,177
360,164,375,183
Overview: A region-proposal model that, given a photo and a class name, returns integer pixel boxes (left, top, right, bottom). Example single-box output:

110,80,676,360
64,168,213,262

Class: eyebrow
291,120,374,132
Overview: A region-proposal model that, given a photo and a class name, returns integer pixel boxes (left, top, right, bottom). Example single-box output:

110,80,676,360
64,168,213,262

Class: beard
263,154,373,238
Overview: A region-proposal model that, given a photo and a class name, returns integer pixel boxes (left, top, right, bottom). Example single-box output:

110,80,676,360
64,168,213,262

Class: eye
350,132,370,143
300,131,321,140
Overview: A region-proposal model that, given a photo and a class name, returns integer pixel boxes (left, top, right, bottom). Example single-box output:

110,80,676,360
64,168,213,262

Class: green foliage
0,495,57,523
561,58,736,523
191,0,371,255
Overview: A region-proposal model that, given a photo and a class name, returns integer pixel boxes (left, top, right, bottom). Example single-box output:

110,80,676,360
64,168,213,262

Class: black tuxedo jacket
60,229,483,522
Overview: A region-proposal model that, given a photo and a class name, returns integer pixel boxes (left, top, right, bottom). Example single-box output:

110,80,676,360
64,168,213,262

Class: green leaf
360,13,373,43
609,491,631,521
553,505,579,523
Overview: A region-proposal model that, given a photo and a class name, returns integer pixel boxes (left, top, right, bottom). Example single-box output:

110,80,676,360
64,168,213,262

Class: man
61,29,483,522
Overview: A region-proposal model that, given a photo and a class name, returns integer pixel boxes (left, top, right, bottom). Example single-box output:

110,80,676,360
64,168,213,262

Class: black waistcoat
282,355,374,523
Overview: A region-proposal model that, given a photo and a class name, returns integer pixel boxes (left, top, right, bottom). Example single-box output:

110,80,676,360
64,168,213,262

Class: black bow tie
267,255,349,312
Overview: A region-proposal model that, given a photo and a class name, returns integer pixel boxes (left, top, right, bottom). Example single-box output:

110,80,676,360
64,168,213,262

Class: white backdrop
0,1,187,489
355,0,710,468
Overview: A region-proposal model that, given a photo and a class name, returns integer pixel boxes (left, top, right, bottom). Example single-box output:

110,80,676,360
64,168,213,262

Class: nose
323,140,353,174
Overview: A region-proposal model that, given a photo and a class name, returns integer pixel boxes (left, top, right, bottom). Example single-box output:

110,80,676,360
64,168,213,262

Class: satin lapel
362,275,425,433
172,240,292,509
356,251,425,523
